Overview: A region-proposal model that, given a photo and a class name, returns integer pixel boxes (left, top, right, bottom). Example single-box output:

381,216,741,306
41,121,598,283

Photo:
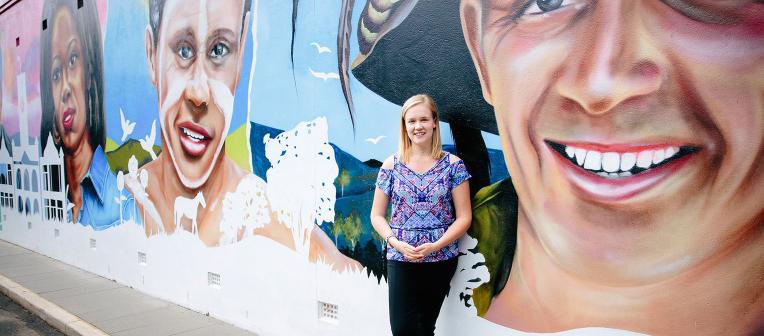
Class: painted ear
460,0,492,105
53,127,61,144
145,25,157,87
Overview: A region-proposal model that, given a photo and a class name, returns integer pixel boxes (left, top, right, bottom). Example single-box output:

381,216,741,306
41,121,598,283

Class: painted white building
10,73,41,220
0,137,13,224
39,134,65,223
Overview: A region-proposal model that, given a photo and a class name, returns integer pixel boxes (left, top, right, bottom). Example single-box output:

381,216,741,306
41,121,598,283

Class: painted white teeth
636,150,653,168
620,153,636,171
665,146,678,159
565,146,575,158
601,152,620,172
562,144,682,175
182,127,205,141
652,149,666,164
574,148,586,166
583,151,602,170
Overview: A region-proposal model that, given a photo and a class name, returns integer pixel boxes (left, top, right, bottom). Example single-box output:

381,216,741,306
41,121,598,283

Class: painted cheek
209,79,234,131
159,76,186,143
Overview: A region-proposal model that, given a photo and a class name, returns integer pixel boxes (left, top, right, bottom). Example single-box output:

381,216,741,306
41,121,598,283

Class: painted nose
554,2,663,116
185,66,210,110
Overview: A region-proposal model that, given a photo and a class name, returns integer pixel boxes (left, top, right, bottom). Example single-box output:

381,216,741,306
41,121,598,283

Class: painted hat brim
351,0,497,134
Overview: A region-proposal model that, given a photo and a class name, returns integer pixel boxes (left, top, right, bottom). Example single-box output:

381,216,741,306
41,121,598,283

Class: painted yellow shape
105,137,118,152
225,123,252,173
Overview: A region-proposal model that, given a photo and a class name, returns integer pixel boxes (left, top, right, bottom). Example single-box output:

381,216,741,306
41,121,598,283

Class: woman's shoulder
381,154,396,169
447,152,462,164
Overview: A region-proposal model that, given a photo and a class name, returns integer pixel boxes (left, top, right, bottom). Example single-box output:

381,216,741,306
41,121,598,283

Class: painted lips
62,108,75,132
545,140,701,201
178,122,212,157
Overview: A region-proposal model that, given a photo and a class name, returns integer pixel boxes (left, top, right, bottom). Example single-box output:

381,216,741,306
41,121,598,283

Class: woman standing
371,94,472,335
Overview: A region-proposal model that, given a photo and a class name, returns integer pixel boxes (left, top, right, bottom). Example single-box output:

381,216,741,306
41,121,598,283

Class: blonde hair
398,94,443,164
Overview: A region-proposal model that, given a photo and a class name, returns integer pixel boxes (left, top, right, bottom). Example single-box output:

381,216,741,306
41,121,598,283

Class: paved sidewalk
0,240,256,336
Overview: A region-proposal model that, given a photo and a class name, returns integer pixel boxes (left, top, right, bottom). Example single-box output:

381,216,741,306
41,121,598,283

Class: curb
0,273,109,336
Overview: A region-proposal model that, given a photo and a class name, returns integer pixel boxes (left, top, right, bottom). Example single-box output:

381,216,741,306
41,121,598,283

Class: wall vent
138,252,147,265
54,229,60,238
207,272,221,288
89,238,96,249
27,221,31,230
318,301,339,324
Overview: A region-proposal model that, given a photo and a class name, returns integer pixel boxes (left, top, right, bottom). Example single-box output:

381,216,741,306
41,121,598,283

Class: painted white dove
309,42,331,54
119,108,136,142
309,68,340,81
139,120,158,160
365,135,386,144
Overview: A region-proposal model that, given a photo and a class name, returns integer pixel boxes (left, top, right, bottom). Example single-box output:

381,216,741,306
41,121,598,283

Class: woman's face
463,1,764,284
148,0,247,189
404,104,437,147
51,8,88,152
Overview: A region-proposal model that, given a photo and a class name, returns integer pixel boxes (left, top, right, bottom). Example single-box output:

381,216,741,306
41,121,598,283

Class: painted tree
343,211,362,250
331,212,345,246
338,169,350,197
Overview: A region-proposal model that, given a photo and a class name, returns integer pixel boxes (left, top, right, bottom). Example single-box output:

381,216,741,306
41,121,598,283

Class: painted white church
0,73,66,225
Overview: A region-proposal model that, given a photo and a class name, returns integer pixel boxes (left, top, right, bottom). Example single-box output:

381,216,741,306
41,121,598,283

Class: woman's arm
370,157,422,261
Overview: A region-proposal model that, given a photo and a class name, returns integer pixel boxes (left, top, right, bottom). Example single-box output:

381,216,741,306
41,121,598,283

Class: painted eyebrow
206,28,238,49
170,28,196,45
66,38,79,53
484,0,535,25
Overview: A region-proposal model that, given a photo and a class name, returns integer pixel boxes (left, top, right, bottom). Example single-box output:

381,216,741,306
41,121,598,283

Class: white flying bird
139,120,158,161
365,135,386,144
309,68,340,81
120,108,136,142
309,42,331,54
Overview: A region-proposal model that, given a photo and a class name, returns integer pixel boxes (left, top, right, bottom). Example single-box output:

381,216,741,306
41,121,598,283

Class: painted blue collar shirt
67,146,140,229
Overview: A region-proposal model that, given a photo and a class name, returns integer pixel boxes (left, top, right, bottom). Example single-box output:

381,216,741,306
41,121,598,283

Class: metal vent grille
318,301,339,324
138,252,147,265
89,238,96,249
54,229,60,238
207,272,221,288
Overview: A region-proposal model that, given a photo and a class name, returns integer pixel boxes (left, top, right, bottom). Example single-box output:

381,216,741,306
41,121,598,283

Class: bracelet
384,233,394,245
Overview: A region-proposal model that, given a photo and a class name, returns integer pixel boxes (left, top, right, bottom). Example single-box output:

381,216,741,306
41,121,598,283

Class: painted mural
0,0,762,335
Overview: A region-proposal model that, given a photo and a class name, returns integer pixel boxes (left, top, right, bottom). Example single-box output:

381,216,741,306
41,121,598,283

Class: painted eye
524,0,567,15
178,45,194,60
52,67,61,82
67,53,78,68
209,42,229,59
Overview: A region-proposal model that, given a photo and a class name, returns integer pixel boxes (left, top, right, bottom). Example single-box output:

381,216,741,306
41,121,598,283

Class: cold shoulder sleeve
375,168,393,196
450,160,471,189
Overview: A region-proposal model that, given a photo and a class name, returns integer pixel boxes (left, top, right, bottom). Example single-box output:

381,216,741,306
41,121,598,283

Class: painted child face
462,1,764,283
51,8,89,152
404,104,437,147
148,0,249,188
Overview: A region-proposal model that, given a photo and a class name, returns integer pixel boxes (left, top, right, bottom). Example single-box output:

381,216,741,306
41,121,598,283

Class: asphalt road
0,292,63,336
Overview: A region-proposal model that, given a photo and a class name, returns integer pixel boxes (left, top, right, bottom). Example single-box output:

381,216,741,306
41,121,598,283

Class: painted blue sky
103,0,501,162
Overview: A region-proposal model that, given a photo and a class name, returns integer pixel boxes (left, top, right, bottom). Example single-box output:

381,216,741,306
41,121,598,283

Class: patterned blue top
376,152,471,262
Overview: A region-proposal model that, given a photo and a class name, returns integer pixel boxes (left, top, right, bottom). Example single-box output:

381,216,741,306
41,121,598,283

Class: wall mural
0,0,762,335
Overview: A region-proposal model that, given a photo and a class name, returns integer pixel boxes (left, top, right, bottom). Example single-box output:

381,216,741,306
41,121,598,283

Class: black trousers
387,258,458,336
